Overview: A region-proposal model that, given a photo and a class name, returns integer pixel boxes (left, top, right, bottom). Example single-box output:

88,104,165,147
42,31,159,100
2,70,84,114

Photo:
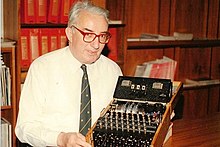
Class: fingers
76,133,91,147
76,133,86,141
57,132,91,147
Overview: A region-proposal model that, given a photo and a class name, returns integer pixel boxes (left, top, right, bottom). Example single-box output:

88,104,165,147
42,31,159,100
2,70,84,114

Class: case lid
113,76,172,103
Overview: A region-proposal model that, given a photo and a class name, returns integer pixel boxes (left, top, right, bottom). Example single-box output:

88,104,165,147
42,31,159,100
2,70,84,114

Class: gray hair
68,0,109,27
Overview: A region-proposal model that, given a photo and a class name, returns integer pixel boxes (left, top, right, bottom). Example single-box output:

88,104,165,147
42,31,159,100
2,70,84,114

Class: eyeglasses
71,25,111,44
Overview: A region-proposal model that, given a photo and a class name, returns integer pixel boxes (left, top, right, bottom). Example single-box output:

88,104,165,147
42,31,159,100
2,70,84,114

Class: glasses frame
70,25,111,44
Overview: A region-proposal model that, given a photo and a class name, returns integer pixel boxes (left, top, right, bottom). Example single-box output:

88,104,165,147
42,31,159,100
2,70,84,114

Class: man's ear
65,27,73,43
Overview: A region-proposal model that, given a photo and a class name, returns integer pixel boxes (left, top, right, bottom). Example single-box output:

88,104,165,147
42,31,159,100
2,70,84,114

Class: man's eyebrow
84,28,93,32
84,28,109,34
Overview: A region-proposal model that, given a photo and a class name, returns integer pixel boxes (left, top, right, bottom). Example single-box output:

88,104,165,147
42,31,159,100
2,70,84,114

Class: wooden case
86,76,182,147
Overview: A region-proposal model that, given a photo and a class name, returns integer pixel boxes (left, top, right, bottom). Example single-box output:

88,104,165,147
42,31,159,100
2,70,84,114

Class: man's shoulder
99,55,119,67
97,55,122,74
40,47,67,60
29,47,69,71
33,47,68,63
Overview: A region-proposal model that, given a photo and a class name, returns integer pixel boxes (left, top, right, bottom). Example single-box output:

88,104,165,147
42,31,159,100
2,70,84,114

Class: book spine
39,28,50,55
49,28,59,51
29,29,40,61
48,0,61,23
36,0,47,24
1,65,7,106
60,0,71,24
23,0,36,23
20,29,31,68
1,118,12,147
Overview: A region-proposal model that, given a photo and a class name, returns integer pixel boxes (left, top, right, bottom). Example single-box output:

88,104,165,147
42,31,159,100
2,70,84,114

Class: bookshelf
1,44,17,147
127,40,220,49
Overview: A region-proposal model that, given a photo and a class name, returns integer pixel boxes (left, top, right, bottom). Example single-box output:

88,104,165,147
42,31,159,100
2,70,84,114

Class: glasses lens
101,34,111,43
99,34,109,43
84,33,96,42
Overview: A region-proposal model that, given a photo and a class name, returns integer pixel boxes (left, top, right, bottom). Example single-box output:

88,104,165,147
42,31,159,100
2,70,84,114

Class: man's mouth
87,50,98,55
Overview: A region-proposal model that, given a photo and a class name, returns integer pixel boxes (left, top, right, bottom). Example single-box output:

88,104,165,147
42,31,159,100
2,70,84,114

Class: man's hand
57,132,91,147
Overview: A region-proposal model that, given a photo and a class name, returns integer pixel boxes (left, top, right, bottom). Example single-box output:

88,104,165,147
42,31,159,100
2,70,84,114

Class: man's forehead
77,11,108,32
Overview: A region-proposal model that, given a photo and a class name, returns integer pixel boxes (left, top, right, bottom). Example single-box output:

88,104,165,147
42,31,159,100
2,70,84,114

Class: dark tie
79,64,91,136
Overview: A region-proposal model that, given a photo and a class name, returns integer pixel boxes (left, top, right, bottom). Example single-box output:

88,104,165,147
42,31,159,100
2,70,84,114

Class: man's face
66,10,109,64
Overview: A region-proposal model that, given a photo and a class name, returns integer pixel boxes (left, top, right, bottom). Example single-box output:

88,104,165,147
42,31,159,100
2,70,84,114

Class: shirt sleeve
15,60,60,146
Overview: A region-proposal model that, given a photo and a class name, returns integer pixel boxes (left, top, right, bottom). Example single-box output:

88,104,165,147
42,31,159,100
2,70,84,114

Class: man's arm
15,62,60,146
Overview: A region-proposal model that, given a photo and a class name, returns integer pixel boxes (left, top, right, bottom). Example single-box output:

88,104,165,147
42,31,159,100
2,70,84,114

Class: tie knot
81,64,87,72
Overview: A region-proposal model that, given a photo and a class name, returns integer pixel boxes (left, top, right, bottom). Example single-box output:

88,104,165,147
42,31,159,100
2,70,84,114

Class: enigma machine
86,76,182,147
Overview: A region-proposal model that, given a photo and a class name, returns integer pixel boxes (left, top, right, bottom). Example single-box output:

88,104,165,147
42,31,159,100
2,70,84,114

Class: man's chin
85,56,100,64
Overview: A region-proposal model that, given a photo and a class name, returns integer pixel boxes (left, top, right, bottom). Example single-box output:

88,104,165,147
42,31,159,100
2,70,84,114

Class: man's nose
90,36,100,49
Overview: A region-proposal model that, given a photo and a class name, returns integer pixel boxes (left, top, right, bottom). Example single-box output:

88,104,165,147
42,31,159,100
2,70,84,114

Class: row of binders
20,28,67,68
20,28,118,68
21,0,76,24
1,55,11,106
1,118,12,147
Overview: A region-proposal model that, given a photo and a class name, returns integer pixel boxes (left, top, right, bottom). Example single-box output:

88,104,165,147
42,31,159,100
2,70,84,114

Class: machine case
86,76,182,147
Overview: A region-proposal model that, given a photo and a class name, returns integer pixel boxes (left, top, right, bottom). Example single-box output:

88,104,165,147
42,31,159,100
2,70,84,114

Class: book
39,28,50,55
173,32,193,40
140,33,176,41
127,37,141,42
1,0,3,38
134,56,177,81
127,34,176,42
5,66,11,106
20,29,31,68
49,28,59,51
21,0,36,23
184,78,220,88
60,0,74,24
1,59,7,106
1,118,12,147
144,61,171,78
48,0,61,23
108,20,123,25
36,0,47,23
29,29,40,61
107,28,118,61
134,64,146,77
144,57,176,80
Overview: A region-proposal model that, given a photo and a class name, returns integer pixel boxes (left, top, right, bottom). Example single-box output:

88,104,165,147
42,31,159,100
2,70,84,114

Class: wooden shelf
109,23,126,28
183,79,220,90
21,22,125,28
127,39,220,49
1,105,12,110
21,23,67,28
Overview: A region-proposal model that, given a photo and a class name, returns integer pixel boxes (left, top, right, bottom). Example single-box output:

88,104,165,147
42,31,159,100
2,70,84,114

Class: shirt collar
65,46,82,72
65,46,103,72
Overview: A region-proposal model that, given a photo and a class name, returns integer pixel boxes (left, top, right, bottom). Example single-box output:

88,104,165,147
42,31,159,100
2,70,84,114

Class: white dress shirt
15,46,122,146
